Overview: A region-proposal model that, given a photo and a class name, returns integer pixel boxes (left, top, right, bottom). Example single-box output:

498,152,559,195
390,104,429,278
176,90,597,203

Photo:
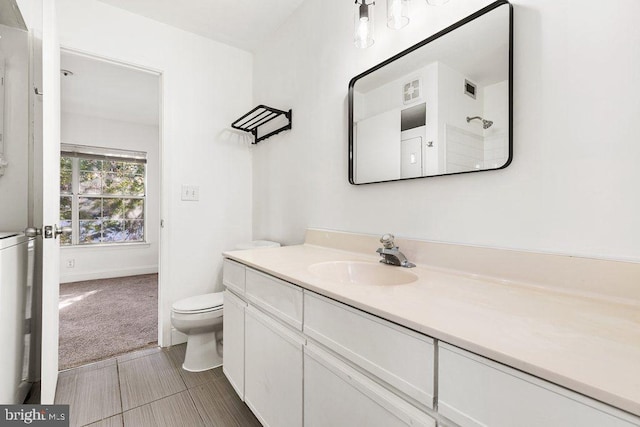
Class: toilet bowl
171,292,224,372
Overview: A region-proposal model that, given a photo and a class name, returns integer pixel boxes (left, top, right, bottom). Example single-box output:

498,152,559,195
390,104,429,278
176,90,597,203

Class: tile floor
54,344,261,427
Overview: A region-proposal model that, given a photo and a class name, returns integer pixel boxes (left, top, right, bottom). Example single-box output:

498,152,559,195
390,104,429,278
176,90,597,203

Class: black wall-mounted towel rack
231,105,292,144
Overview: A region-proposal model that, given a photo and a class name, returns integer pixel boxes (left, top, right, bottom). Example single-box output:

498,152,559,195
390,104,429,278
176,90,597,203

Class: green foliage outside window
60,154,146,246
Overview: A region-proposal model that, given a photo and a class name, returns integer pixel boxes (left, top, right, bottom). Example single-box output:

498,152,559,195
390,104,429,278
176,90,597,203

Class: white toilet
171,292,224,372
171,240,280,372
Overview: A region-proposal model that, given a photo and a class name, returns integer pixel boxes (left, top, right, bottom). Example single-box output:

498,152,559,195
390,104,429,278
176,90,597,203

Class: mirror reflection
349,1,512,184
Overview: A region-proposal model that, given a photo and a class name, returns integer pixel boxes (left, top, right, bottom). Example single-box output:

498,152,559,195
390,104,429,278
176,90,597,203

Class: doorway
57,49,162,369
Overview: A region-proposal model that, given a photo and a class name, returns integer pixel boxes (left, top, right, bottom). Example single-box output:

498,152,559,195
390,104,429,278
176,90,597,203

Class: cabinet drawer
438,343,640,427
303,291,435,408
245,268,303,330
304,343,436,427
223,259,246,296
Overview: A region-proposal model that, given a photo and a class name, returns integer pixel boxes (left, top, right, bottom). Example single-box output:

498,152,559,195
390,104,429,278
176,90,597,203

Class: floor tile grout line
117,347,188,413
75,362,125,427
59,357,117,376
116,346,162,365
121,388,193,414
185,384,208,426
116,360,125,427
79,413,123,427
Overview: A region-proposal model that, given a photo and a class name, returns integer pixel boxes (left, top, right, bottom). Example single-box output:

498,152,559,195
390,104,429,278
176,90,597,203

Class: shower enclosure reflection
349,1,512,184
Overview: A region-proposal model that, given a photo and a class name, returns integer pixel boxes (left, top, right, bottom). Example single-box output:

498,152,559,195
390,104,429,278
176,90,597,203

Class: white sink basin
308,261,418,286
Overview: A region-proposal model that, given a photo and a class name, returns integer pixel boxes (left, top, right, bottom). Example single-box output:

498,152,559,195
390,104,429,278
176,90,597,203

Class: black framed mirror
349,0,512,185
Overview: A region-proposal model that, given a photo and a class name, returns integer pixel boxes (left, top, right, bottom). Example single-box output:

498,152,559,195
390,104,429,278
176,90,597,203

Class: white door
304,343,436,427
400,136,422,179
355,110,401,183
222,290,246,400
25,0,61,404
244,305,303,427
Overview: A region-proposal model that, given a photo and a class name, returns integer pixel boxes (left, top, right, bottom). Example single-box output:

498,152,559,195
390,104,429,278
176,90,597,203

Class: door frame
58,46,168,348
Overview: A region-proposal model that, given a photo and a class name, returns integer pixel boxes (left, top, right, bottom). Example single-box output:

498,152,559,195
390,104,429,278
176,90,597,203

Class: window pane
60,196,73,220
104,160,122,173
59,220,72,246
103,198,124,219
79,197,102,220
60,168,72,194
103,172,126,195
124,199,144,219
103,220,124,242
123,162,145,175
79,159,102,171
129,175,145,196
79,220,102,244
60,156,72,170
124,220,144,241
79,171,102,194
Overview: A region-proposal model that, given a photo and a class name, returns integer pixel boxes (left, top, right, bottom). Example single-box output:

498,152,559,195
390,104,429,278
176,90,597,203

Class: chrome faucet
376,234,415,268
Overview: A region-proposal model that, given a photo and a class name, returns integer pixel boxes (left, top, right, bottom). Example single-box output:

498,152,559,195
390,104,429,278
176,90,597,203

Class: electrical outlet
66,259,75,268
181,184,200,201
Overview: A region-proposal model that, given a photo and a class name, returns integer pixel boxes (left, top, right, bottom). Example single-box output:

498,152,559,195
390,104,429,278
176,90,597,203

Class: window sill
61,242,151,250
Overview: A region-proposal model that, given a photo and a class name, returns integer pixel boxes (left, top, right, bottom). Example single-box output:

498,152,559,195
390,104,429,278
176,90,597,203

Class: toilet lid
172,292,224,313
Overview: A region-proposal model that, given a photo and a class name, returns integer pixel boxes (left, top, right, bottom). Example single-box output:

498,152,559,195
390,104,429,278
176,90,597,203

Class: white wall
57,0,254,345
438,61,484,172
59,112,160,283
483,80,509,168
0,24,29,231
252,0,640,263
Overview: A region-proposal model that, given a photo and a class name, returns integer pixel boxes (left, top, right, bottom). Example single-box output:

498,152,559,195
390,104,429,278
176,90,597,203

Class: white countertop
223,243,640,417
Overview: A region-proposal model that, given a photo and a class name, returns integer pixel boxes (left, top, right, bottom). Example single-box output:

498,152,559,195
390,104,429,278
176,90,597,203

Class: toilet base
182,330,223,372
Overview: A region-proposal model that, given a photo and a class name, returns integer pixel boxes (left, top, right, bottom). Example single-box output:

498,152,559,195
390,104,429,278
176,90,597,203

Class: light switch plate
181,184,199,201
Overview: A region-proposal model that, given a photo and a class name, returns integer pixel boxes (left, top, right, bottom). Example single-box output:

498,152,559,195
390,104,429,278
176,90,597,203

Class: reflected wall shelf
231,105,292,144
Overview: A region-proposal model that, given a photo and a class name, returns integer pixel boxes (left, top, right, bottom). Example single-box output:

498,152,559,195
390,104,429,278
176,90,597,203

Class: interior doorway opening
57,49,162,369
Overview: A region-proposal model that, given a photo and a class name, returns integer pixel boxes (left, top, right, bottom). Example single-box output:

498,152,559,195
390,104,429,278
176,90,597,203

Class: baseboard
60,265,158,284
171,328,187,346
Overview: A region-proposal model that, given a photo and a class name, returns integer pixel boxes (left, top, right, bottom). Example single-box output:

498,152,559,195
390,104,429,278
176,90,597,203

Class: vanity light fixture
354,0,375,48
387,0,409,29
356,0,452,48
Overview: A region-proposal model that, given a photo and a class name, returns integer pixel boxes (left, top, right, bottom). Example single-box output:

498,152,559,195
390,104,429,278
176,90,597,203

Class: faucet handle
380,233,395,249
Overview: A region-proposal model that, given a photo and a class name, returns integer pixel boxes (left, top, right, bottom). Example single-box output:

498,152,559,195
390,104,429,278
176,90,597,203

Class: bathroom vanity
222,230,640,427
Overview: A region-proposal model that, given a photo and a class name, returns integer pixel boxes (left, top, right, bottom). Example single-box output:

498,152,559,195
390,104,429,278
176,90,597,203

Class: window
60,145,147,246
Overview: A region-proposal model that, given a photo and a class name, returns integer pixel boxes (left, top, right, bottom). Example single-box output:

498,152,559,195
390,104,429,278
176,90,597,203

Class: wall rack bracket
231,105,292,144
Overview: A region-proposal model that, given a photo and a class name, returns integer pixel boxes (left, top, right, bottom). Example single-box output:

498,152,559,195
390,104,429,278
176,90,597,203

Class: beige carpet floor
58,274,158,371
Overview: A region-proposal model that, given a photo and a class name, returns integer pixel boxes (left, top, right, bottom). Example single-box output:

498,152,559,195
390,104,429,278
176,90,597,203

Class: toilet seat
172,292,223,314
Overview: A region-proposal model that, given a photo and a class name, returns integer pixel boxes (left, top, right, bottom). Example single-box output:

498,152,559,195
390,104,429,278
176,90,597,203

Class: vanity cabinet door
245,305,304,427
304,343,436,427
222,290,246,400
438,343,639,427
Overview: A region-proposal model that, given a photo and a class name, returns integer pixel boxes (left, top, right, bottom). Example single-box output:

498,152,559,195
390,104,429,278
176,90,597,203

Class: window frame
60,144,148,247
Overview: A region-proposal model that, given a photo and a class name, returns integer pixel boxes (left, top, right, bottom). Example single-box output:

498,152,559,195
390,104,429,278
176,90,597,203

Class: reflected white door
400,136,422,179
355,110,401,183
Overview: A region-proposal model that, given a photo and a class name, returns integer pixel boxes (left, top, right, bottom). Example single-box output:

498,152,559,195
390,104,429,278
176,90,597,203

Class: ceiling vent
403,78,422,105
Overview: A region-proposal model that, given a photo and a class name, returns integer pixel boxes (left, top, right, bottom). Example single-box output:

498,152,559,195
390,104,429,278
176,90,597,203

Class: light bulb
387,0,409,29
354,1,375,48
